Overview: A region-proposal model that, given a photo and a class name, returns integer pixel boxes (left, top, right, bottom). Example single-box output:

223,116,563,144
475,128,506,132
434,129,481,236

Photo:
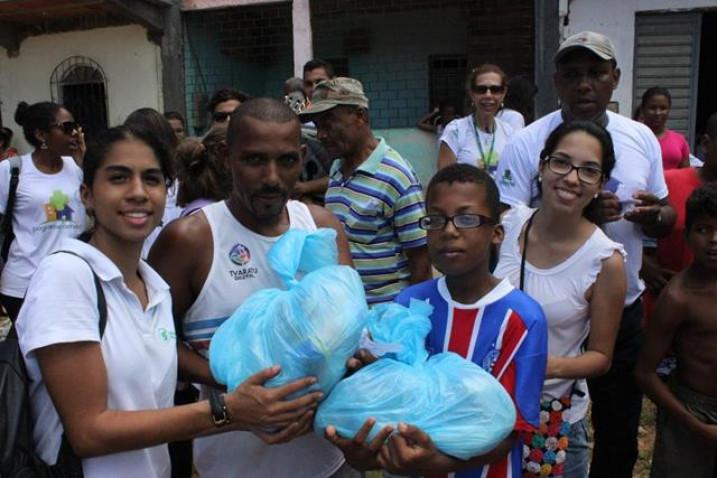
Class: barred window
51,56,108,139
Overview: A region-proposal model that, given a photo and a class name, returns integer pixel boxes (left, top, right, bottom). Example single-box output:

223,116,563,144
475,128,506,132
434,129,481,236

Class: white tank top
494,204,625,423
185,200,344,478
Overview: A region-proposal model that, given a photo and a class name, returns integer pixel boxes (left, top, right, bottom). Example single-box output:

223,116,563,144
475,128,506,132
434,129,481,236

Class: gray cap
299,77,369,118
554,31,617,64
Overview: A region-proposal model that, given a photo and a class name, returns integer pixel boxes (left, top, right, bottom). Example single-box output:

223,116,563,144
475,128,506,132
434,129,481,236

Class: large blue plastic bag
315,300,517,460
209,228,368,396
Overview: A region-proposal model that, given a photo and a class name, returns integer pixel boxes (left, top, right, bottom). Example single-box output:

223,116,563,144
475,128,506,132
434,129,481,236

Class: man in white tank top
149,98,354,478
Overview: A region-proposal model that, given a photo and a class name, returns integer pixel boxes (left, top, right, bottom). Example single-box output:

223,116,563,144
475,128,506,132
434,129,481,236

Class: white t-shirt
497,108,526,130
494,205,625,423
17,238,177,478
494,110,667,305
439,114,514,177
0,154,86,297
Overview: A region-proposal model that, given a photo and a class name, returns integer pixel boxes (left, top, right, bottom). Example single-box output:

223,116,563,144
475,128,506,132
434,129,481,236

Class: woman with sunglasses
0,101,86,321
494,121,626,478
437,64,514,177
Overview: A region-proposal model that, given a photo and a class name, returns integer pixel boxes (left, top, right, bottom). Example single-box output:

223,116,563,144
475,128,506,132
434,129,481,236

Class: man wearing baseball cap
494,31,676,477
300,77,431,305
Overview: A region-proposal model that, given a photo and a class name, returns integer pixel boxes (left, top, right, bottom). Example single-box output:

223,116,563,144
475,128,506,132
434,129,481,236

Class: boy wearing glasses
495,30,676,477
365,164,547,477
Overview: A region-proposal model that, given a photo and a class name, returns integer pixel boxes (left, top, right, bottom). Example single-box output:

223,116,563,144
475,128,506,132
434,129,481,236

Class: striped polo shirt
325,137,427,304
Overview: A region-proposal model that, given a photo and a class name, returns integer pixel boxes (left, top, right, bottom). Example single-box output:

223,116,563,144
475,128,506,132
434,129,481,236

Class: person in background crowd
494,121,626,478
417,102,458,136
301,77,432,305
0,101,86,322
494,31,676,478
124,108,181,257
641,113,717,328
437,64,515,177
636,185,717,478
303,58,334,103
0,127,19,161
164,111,187,143
148,98,355,478
15,123,322,478
641,87,690,170
176,123,231,217
497,75,538,130
283,77,334,206
208,88,250,128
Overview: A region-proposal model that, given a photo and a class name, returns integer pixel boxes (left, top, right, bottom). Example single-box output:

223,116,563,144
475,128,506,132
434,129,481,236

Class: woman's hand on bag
224,365,323,443
378,423,452,475
324,418,393,470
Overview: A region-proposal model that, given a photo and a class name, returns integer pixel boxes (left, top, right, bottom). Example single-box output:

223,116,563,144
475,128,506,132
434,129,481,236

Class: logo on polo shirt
500,169,514,187
229,243,251,266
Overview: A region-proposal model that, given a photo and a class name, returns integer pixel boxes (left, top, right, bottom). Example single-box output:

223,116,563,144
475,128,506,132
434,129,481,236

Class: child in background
636,185,717,478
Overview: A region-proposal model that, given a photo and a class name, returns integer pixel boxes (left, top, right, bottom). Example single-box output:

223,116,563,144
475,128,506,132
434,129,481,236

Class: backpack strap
1,156,22,262
52,251,107,337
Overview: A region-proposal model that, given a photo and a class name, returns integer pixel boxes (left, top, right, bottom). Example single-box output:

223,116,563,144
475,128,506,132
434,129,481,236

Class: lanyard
473,118,497,170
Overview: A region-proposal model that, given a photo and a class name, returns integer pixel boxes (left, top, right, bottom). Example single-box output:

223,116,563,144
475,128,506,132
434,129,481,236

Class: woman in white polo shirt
0,101,86,321
437,64,514,177
16,124,322,477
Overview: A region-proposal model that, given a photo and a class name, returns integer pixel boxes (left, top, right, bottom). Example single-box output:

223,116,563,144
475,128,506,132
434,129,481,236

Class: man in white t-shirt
148,98,355,478
494,31,676,478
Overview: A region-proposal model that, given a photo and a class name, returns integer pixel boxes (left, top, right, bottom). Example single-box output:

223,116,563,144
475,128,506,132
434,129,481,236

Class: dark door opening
62,81,108,141
695,11,717,155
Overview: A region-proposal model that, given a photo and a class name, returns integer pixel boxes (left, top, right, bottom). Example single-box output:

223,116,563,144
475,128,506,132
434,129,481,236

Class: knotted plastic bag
315,299,517,460
209,228,368,396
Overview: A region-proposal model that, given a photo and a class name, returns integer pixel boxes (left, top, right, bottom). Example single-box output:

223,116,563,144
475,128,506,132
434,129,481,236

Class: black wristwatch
209,391,231,427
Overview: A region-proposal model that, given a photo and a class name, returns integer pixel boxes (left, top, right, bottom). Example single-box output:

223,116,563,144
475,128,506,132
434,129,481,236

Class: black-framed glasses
543,155,603,184
212,111,232,123
471,84,506,95
419,214,496,230
51,121,80,135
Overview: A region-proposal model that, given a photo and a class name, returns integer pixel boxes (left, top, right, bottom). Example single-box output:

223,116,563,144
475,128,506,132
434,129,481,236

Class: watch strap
209,391,231,427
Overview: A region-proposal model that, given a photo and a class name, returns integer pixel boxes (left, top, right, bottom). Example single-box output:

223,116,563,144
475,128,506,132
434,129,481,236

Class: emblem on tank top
228,243,258,280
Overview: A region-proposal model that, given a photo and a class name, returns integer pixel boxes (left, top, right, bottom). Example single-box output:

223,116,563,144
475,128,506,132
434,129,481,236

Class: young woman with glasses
493,121,626,478
0,101,87,321
437,64,515,177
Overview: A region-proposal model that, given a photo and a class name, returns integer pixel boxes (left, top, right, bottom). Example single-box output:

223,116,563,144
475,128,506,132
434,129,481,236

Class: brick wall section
184,4,293,134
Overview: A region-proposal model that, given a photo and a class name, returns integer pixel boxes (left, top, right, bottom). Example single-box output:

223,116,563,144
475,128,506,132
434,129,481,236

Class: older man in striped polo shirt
300,77,432,304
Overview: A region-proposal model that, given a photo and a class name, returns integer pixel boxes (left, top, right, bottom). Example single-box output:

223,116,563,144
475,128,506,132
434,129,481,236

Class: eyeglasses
212,111,232,123
543,155,603,184
419,213,496,230
471,84,506,95
51,121,80,135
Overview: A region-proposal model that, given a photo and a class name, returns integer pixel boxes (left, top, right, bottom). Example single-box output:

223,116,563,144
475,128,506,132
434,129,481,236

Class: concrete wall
313,7,468,129
566,0,716,116
184,3,293,135
0,25,162,154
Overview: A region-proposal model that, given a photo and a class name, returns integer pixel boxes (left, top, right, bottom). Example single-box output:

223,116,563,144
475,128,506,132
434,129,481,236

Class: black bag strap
52,250,107,337
1,156,22,262
519,209,539,291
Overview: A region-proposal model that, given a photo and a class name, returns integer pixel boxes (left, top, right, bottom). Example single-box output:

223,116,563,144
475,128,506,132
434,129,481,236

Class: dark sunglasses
51,121,80,135
212,111,232,123
471,84,506,95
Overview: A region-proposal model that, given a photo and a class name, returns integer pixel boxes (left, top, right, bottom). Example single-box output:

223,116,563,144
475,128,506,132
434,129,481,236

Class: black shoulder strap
52,251,107,337
1,157,22,262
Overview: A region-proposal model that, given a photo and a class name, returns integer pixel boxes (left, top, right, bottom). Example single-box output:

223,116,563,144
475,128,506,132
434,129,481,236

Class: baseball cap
299,77,369,119
554,31,617,64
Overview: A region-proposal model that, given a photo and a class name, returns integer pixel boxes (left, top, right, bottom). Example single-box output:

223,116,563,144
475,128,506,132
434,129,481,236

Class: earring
40,140,48,150
538,176,543,183
594,193,599,199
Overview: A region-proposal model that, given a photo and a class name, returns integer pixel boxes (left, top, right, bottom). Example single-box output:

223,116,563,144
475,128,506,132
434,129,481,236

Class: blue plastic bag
209,228,368,396
315,300,517,460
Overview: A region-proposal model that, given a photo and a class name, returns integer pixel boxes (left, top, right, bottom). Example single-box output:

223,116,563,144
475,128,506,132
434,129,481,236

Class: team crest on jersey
229,243,251,266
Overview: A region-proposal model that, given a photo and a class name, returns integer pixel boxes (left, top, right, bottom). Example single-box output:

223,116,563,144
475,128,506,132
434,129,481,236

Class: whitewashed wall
0,25,162,154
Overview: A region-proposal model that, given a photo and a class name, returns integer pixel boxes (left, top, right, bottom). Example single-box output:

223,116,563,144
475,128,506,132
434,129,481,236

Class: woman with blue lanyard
437,64,514,177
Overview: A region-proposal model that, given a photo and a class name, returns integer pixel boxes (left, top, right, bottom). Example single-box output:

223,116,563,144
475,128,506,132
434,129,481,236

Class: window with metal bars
50,56,109,141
